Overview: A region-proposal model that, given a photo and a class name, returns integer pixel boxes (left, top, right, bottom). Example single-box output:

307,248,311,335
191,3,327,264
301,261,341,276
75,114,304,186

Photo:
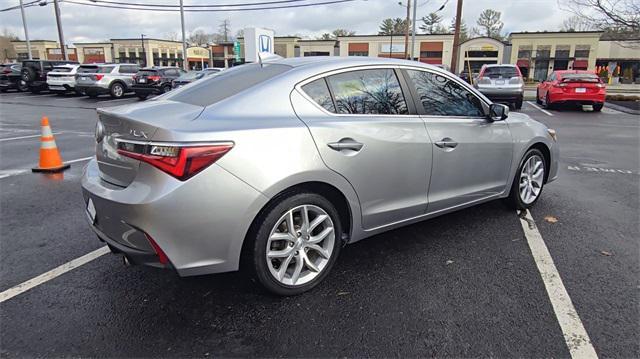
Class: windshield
51,67,72,73
165,63,292,107
483,66,520,78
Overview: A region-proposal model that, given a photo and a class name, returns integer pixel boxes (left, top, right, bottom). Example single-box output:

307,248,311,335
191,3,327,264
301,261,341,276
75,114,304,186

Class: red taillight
144,233,169,265
94,74,104,81
117,142,234,181
148,75,161,81
2,69,10,74
554,83,567,88
132,75,137,80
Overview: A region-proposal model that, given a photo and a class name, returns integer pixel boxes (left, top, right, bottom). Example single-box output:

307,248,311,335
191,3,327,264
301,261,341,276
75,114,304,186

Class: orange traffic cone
32,116,70,173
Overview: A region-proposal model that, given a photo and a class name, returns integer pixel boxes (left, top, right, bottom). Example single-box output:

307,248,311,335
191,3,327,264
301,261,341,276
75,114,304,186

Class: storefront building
509,31,602,81
298,40,337,57
186,46,210,70
10,40,76,61
457,37,506,74
596,34,639,84
75,38,184,67
337,34,454,65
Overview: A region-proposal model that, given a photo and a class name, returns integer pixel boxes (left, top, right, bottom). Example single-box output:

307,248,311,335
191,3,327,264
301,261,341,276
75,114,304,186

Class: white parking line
518,210,598,359
0,132,61,142
527,101,554,116
0,156,93,179
0,246,110,303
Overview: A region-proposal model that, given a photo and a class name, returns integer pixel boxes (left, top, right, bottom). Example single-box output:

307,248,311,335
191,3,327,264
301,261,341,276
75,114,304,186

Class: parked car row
0,59,224,100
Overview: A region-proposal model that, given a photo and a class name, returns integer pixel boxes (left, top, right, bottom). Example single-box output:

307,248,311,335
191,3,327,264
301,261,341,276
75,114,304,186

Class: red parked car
536,70,606,111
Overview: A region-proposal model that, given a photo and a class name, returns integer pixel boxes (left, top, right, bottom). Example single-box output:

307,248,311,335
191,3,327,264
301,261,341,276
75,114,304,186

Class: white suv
46,64,81,95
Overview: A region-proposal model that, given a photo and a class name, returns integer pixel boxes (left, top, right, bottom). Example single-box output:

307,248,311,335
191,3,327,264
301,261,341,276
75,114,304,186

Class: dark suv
0,63,28,92
132,67,185,100
21,59,79,93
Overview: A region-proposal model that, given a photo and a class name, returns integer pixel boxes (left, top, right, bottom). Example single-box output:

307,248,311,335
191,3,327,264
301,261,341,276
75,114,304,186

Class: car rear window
561,73,600,82
51,67,72,73
78,66,98,73
165,63,292,107
138,69,158,76
483,66,520,78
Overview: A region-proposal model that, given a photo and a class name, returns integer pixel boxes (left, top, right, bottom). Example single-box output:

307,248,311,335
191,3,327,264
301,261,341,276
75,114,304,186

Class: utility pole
450,0,463,73
179,0,188,71
140,34,146,67
410,0,417,61
19,0,32,60
403,1,411,59
52,0,67,60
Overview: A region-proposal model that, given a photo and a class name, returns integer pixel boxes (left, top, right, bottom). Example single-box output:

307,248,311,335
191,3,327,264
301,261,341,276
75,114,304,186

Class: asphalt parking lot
0,90,638,357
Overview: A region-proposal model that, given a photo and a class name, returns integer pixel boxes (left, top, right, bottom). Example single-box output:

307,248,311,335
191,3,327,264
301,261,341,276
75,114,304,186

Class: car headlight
547,128,557,141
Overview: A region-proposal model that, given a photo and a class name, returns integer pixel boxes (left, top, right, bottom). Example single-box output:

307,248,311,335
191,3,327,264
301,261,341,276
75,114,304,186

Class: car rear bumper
132,86,162,95
477,87,524,101
81,159,269,276
47,79,76,91
76,84,110,94
549,93,606,105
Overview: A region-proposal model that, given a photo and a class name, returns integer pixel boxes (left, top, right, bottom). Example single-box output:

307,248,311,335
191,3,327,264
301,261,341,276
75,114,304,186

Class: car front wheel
247,192,342,296
508,148,546,209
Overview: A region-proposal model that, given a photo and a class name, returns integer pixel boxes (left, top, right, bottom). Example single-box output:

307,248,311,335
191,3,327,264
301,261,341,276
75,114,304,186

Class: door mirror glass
488,103,509,121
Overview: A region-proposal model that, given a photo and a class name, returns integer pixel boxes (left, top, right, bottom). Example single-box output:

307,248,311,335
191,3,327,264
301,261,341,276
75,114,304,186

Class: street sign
244,27,274,63
234,41,241,62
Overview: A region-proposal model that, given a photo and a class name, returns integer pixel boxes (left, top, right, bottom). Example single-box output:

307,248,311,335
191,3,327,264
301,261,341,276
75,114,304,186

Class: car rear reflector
144,233,169,265
116,141,234,181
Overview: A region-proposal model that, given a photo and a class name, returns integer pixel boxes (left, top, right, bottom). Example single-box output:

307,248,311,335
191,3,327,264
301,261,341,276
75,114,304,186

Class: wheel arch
109,80,127,90
528,142,551,183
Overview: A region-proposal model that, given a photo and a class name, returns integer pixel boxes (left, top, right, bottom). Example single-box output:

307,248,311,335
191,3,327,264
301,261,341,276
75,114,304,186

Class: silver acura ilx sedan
82,56,558,295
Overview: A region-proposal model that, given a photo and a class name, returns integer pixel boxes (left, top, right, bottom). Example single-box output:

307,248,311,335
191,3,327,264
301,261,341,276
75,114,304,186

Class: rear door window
301,78,335,113
482,66,520,78
406,69,484,117
326,69,408,115
97,66,115,73
78,66,98,73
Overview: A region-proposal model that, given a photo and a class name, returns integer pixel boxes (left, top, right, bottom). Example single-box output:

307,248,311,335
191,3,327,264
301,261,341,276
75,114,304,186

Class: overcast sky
0,0,570,44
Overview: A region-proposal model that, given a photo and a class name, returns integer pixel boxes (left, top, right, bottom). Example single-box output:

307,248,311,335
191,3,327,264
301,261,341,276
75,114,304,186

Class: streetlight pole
410,0,417,60
179,0,188,71
140,34,146,67
52,0,67,60
19,0,33,60
450,0,463,73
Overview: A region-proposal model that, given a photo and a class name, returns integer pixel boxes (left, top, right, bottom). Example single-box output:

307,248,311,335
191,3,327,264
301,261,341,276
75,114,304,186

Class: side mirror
488,103,509,121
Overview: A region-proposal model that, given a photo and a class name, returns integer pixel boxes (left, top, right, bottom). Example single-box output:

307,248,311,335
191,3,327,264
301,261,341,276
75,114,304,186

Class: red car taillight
117,142,234,181
148,75,161,81
94,74,104,81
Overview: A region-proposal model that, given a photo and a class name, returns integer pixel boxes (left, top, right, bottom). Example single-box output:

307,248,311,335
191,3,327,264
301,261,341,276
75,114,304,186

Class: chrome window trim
295,63,491,119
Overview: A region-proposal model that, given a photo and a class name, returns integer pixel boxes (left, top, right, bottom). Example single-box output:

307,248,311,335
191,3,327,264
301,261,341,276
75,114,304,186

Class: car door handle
434,138,458,149
328,139,364,152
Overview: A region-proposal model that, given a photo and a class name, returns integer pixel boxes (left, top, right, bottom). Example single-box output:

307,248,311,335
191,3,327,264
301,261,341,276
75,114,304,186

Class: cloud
0,0,568,44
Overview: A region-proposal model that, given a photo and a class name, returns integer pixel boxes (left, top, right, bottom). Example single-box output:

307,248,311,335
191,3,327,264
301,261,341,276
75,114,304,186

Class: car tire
507,148,546,210
161,84,172,94
137,94,148,100
18,81,29,92
593,103,603,112
544,93,554,110
0,88,6,93
30,88,40,94
536,90,542,105
87,91,98,98
109,82,125,99
21,67,36,83
245,191,343,296
515,96,523,110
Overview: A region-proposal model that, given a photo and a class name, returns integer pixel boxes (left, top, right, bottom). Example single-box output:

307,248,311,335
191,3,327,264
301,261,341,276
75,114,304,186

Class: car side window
405,69,484,117
301,78,336,113
327,69,408,115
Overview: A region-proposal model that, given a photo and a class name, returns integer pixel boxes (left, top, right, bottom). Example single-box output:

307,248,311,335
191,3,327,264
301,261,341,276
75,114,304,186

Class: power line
88,0,311,8
0,0,41,12
60,0,358,12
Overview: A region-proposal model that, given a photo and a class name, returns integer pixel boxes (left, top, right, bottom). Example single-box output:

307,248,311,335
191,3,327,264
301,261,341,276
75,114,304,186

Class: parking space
0,92,638,357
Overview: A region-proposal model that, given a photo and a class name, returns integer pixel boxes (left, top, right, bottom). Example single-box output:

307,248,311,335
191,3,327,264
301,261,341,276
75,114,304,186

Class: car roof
483,64,517,68
555,70,595,74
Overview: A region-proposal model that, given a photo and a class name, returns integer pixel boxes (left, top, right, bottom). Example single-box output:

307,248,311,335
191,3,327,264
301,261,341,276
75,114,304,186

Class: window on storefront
348,51,368,56
466,50,499,58
304,51,331,56
536,46,551,59
420,51,443,58
517,46,532,59
574,45,590,58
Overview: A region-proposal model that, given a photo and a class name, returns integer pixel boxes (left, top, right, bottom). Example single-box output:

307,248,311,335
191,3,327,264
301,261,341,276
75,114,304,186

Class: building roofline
337,33,453,38
109,38,183,43
11,40,58,43
509,31,604,35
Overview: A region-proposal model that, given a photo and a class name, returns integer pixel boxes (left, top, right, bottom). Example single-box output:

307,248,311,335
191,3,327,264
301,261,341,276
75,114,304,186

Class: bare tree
558,0,639,32
188,29,212,46
235,29,244,39
317,33,333,40
1,27,19,40
332,28,356,37
476,9,504,39
218,19,231,42
164,31,178,41
560,16,594,31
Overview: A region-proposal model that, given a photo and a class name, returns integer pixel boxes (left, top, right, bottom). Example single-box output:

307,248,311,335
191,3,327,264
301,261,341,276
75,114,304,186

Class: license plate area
575,87,586,93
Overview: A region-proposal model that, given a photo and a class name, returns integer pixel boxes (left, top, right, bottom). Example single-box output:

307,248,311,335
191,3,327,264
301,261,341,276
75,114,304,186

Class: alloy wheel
113,84,123,97
519,155,544,204
266,204,335,286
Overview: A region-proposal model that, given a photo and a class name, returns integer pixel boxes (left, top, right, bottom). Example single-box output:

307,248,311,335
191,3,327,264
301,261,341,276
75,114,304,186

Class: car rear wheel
247,192,342,296
161,84,172,94
536,90,542,105
137,93,148,100
110,83,125,98
87,91,98,98
17,81,29,92
507,148,546,210
593,103,603,112
544,93,554,110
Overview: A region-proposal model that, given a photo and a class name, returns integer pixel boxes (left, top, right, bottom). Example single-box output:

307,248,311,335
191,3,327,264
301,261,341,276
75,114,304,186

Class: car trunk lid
558,74,603,94
135,69,161,86
95,100,205,187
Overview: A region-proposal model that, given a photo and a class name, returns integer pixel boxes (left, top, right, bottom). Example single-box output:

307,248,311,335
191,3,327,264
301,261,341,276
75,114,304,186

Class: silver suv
75,63,139,98
474,64,524,109
46,64,81,95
